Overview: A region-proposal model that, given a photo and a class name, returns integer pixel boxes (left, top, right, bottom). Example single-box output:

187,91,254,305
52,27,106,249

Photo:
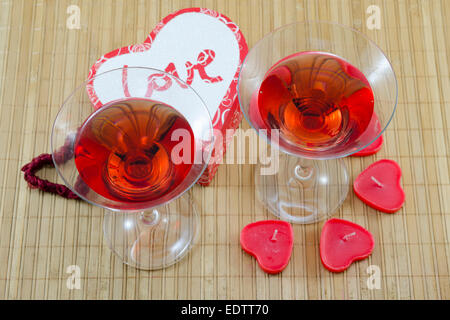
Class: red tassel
21,153,80,200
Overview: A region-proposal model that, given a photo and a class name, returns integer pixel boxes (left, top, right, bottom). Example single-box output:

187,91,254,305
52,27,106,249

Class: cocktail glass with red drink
238,21,397,223
52,67,214,269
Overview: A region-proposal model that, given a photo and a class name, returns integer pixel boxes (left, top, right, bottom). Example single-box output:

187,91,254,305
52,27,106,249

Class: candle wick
271,229,278,241
371,176,383,188
342,232,356,241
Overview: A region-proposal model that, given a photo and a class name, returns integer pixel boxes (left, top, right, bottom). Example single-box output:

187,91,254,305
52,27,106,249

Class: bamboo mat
0,0,448,300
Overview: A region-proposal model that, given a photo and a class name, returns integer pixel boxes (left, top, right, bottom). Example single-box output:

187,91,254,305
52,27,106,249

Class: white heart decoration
87,8,248,129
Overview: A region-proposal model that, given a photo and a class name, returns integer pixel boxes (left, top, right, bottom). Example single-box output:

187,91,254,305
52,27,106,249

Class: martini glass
238,21,397,224
52,67,213,269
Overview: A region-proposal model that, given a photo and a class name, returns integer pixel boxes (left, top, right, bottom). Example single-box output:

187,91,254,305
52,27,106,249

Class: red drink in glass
74,98,194,203
254,51,374,156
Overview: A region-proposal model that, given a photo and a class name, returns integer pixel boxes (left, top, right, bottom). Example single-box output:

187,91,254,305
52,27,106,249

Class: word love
122,49,223,98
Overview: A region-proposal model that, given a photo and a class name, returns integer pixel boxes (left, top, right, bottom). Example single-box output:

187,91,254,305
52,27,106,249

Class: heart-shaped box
87,8,248,185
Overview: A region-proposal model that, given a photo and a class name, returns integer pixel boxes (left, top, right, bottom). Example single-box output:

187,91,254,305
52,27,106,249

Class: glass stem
140,209,160,227
289,158,316,188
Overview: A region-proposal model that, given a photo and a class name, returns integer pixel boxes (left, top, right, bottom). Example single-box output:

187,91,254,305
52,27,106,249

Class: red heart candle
353,159,405,213
320,218,374,272
352,113,383,156
240,220,293,274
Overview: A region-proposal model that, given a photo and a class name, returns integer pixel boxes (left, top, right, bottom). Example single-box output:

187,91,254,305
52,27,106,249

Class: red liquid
253,51,374,156
74,98,194,203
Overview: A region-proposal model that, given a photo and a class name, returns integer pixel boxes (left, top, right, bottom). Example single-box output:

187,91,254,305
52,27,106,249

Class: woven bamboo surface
0,0,448,299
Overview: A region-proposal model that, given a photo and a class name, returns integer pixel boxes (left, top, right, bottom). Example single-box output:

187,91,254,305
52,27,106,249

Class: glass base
255,155,349,224
103,192,198,270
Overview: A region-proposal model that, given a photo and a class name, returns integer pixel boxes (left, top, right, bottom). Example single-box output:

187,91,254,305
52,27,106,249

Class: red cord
21,143,80,200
